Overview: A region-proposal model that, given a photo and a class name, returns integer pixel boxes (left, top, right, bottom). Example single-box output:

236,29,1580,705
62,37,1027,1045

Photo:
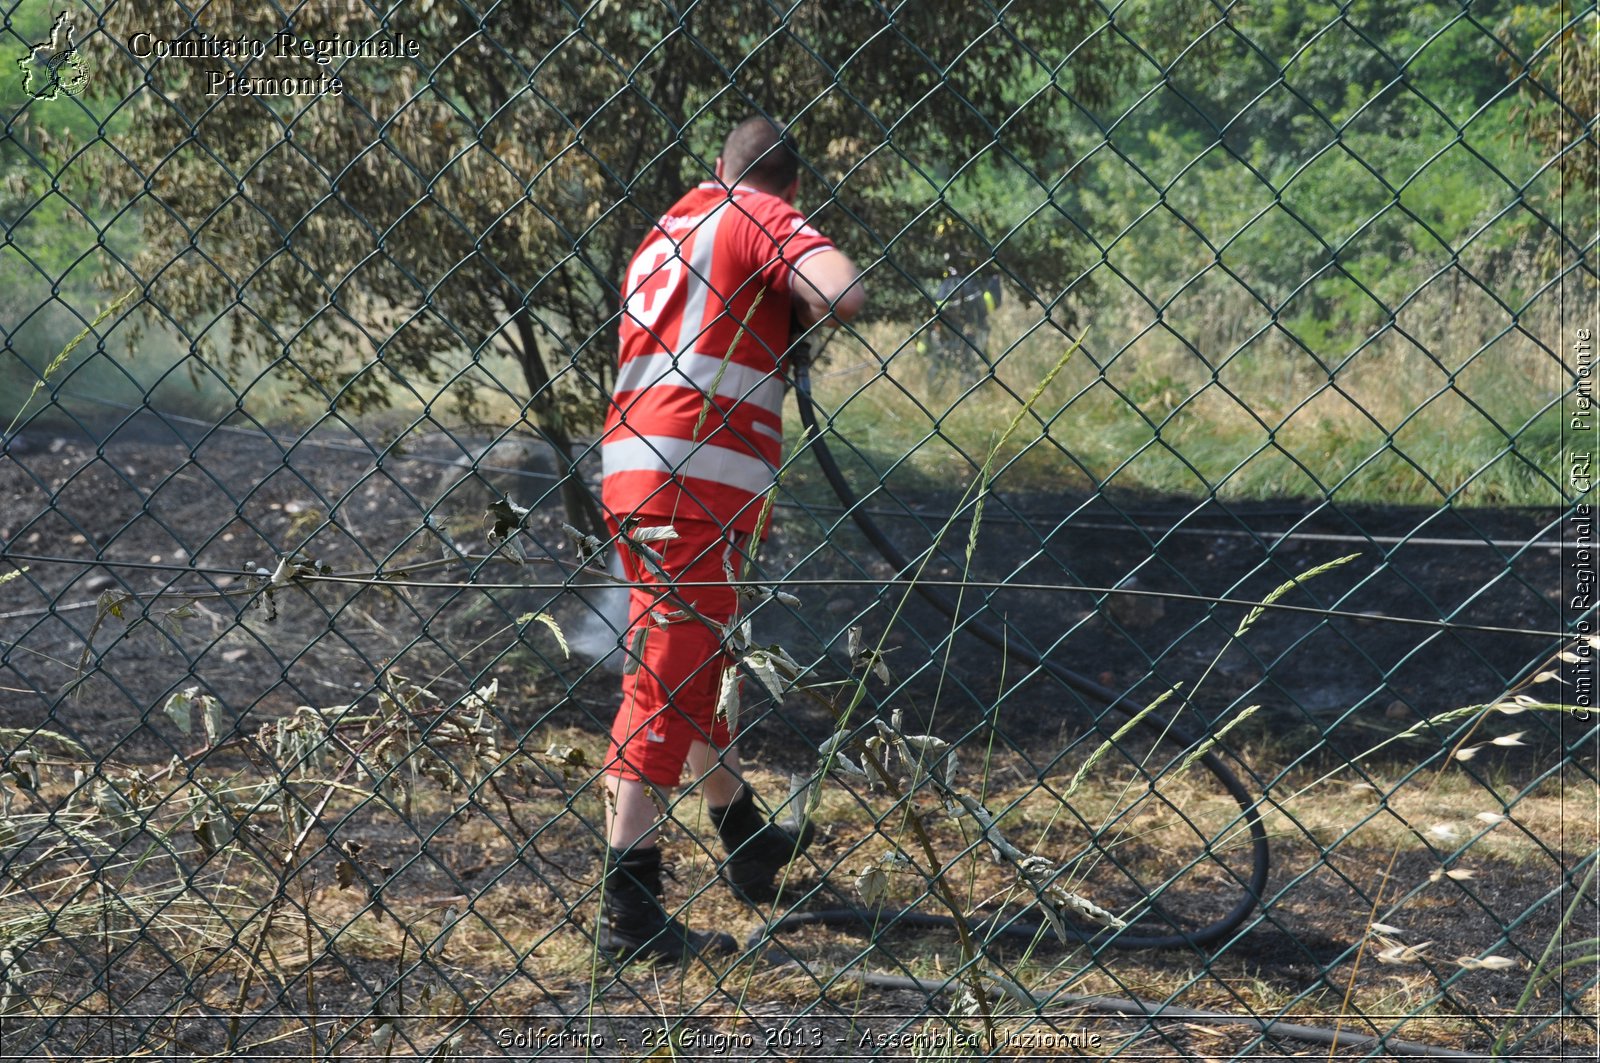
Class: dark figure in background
921,265,1003,387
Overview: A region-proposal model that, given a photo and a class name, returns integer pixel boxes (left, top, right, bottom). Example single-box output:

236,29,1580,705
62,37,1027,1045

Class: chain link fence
0,1,1596,1058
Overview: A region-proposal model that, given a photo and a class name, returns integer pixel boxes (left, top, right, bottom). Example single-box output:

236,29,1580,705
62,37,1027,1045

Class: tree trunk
507,298,608,542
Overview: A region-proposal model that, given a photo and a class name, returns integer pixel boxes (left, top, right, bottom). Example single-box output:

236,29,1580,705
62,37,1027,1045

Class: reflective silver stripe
751,420,783,443
602,435,776,496
674,203,729,352
613,350,784,415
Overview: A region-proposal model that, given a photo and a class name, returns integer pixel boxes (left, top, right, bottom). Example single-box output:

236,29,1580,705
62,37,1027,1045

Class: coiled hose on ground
741,356,1491,1058
784,353,1270,949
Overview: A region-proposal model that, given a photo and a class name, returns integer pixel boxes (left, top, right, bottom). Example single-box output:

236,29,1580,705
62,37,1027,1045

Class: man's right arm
792,248,866,328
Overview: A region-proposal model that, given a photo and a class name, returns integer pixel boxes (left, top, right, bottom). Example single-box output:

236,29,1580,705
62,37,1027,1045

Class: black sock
708,787,765,849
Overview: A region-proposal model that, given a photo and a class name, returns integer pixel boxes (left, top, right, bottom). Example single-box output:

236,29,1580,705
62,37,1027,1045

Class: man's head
716,116,800,199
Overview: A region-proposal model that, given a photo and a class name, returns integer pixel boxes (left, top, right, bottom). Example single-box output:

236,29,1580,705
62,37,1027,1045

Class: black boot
710,787,815,906
597,847,736,964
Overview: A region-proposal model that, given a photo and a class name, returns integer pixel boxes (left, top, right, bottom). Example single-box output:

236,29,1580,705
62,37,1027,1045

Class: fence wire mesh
0,0,1596,1059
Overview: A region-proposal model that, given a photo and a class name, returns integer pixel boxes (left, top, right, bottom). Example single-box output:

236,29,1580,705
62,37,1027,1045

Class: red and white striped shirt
600,182,838,533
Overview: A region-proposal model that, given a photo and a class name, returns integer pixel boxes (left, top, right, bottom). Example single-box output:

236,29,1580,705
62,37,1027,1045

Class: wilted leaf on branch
560,522,605,568
430,905,462,959
817,730,866,778
722,616,753,654
888,726,953,792
855,864,889,906
647,606,687,627
856,647,892,685
618,520,677,568
461,678,499,714
743,643,802,702
428,514,466,559
161,603,196,637
201,697,227,746
163,687,197,734
486,498,530,543
715,665,741,733
627,524,679,544
91,778,139,834
743,651,786,702
543,743,588,769
95,587,126,623
844,624,893,682
786,771,818,825
1018,854,1127,934
736,583,801,607
268,554,330,586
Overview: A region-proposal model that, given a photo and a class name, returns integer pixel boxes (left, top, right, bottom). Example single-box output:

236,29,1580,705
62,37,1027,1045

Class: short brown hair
720,116,799,192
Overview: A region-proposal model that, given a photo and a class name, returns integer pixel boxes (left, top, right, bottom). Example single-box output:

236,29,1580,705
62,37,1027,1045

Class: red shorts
602,517,746,787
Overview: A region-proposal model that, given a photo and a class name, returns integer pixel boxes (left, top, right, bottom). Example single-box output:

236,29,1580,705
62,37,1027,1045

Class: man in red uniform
596,117,866,963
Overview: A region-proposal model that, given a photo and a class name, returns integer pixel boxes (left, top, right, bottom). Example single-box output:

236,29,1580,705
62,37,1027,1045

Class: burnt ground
0,414,1594,1059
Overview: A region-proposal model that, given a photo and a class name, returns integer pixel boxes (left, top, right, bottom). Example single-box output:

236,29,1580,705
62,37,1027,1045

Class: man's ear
714,156,725,182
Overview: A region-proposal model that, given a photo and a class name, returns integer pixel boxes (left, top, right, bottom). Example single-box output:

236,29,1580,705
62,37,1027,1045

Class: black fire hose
774,353,1271,952
725,350,1483,1059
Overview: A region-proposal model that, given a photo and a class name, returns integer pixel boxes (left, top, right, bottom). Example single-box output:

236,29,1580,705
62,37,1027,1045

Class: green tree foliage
2,2,132,407
1056,0,1557,346
1165,1,1522,146
1,3,108,270
1500,4,1597,200
77,0,1124,531
11,1,1582,513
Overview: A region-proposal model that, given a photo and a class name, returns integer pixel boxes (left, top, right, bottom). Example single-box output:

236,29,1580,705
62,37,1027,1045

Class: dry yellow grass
0,685,1591,1061
808,274,1574,505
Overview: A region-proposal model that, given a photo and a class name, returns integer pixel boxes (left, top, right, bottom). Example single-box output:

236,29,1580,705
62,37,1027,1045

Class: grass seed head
1457,955,1519,971
1377,941,1434,964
